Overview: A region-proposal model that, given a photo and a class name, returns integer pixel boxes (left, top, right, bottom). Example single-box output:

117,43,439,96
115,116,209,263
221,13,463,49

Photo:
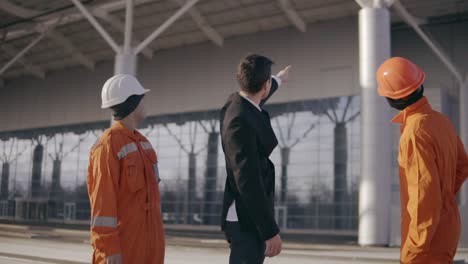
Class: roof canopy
0,0,467,82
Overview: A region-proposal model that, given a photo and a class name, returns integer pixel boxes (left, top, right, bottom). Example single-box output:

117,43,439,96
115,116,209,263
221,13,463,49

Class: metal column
357,5,393,246
115,0,136,75
114,52,137,75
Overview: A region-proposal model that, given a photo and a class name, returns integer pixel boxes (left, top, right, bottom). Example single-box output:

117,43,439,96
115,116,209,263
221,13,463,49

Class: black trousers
224,221,266,264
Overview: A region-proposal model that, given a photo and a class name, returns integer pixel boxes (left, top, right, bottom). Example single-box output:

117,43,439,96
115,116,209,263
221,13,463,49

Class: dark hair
236,54,274,94
110,94,144,120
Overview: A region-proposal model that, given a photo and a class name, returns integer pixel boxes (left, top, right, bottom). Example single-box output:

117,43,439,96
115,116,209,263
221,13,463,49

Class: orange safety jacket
392,97,468,263
88,121,165,263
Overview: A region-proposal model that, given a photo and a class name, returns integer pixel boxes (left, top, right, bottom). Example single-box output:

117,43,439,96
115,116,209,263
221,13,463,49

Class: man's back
397,97,463,263
219,92,279,239
88,122,165,263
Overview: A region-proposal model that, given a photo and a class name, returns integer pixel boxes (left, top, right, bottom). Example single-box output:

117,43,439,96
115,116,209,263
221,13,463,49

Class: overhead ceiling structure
0,0,467,82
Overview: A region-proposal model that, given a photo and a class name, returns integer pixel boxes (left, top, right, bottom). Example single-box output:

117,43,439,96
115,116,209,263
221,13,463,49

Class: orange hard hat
376,57,425,99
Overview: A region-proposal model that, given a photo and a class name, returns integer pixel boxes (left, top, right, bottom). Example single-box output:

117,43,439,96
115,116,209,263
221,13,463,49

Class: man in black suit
220,54,291,264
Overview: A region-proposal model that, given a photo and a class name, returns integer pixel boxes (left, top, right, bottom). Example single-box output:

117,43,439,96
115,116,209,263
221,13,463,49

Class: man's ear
262,79,271,91
259,81,268,97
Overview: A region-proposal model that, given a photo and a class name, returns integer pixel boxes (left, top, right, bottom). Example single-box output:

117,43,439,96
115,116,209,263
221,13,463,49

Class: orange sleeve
88,139,121,257
455,136,468,195
401,132,442,263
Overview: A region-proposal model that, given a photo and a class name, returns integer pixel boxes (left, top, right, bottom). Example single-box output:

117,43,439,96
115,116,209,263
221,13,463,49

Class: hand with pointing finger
276,65,292,84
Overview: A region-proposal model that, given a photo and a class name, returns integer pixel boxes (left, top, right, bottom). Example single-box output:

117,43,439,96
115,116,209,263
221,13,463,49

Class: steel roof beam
392,0,464,83
0,39,46,79
92,8,154,59
70,0,120,53
0,0,39,17
0,18,56,79
47,31,95,70
135,0,199,54
171,0,223,46
3,0,154,42
0,1,95,71
278,0,306,32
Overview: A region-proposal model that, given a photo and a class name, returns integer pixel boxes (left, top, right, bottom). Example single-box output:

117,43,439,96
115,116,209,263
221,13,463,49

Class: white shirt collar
239,93,261,112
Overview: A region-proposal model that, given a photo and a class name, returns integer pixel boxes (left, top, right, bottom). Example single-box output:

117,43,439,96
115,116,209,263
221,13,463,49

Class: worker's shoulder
410,110,455,137
91,127,126,152
222,109,250,132
221,100,246,125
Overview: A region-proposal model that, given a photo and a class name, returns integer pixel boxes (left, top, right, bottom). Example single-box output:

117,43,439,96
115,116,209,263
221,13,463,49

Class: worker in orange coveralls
377,57,468,263
88,74,165,264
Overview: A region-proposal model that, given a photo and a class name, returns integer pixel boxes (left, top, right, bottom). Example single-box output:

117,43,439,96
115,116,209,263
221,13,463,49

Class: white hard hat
101,74,150,109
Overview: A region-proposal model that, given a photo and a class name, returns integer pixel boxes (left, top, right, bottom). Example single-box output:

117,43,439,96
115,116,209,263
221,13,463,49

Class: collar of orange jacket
113,121,145,141
391,96,432,124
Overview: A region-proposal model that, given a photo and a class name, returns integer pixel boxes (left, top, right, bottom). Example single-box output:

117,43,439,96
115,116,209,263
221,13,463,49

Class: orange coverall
88,121,165,263
392,97,468,263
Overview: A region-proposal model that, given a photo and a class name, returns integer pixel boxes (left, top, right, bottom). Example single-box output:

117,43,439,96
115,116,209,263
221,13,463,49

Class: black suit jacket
220,79,279,241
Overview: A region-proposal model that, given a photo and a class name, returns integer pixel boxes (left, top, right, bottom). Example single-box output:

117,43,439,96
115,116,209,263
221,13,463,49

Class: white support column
357,4,393,246
115,0,137,76
460,77,468,247
114,51,137,76
124,0,134,54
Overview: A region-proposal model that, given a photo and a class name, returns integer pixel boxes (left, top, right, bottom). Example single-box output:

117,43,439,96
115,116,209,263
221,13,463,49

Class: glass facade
0,94,361,231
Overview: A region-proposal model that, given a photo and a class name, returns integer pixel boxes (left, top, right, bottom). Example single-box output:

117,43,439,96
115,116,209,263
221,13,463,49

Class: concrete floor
0,236,348,264
0,236,466,264
0,256,53,264
0,236,375,264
